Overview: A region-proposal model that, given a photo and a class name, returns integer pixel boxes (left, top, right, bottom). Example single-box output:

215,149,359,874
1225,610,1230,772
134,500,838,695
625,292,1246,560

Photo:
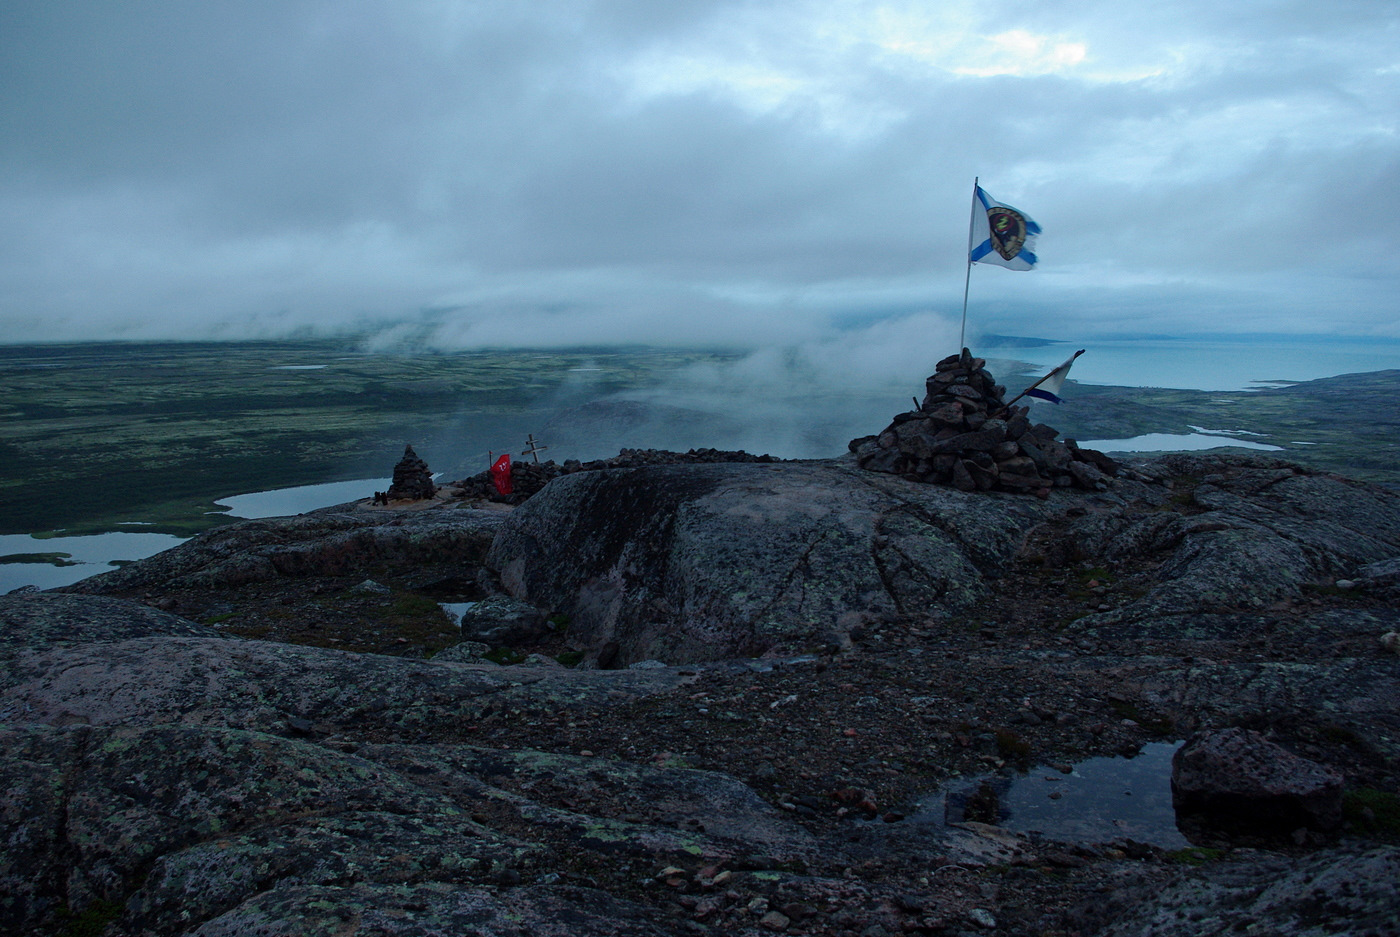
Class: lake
0,477,389,594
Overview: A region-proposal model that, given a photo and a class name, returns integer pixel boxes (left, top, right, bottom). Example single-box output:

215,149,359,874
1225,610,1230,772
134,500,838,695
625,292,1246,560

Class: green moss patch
1344,788,1400,834
0,551,76,566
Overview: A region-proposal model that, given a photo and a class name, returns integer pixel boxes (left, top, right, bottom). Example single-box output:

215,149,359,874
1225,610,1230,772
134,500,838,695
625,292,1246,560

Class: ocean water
1000,337,1400,391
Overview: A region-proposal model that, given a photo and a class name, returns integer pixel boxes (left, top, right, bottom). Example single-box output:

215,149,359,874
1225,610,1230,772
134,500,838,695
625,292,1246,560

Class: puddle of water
921,742,1190,849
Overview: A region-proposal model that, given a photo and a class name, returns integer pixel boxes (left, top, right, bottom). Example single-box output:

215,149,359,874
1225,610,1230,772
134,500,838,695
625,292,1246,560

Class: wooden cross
522,433,548,463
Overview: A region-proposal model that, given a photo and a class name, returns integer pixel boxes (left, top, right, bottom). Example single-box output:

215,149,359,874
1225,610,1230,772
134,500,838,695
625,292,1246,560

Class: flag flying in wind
1025,350,1084,404
490,453,513,495
969,185,1040,271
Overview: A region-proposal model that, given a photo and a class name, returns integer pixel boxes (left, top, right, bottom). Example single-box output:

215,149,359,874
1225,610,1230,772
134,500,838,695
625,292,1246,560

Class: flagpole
959,177,979,351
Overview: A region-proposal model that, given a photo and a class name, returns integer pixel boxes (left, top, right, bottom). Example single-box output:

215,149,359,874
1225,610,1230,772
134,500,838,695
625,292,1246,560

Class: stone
945,383,983,401
991,440,1021,461
433,640,491,662
458,595,547,646
964,459,998,491
759,910,791,931
1171,727,1345,837
920,402,965,426
967,908,997,929
951,460,977,492
1067,460,1105,488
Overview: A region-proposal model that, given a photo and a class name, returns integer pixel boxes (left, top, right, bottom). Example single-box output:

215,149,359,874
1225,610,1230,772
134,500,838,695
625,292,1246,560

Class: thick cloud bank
2,0,1398,347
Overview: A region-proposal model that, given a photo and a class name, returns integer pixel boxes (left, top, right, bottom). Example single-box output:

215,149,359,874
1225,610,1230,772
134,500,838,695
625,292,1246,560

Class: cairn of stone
385,444,438,501
849,348,1118,494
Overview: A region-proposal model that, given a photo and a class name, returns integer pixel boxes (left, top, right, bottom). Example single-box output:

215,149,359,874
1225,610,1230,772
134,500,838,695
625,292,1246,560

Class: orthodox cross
522,434,548,463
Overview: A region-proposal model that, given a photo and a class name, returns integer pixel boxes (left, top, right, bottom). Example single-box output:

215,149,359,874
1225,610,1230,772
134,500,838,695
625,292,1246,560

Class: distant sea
990,336,1400,391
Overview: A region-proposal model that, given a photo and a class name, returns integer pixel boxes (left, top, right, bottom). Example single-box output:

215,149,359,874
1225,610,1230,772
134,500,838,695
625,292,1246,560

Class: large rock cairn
849,348,1118,495
385,443,438,501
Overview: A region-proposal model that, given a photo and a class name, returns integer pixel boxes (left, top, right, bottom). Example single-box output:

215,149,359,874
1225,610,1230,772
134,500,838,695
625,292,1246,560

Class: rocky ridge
1,449,1398,935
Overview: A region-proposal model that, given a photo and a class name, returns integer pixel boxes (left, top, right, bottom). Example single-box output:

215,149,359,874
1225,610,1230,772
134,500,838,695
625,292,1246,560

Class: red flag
490,453,513,495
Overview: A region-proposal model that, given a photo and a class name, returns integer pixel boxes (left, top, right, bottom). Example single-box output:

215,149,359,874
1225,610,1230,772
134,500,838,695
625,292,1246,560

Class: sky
2,0,1398,355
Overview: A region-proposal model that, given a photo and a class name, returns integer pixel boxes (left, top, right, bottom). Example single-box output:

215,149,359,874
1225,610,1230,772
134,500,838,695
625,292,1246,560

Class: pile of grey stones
849,348,1118,495
385,443,438,500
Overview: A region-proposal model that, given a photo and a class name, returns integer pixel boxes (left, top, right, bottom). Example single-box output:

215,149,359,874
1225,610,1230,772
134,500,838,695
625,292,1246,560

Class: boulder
458,595,548,646
1171,727,1345,838
486,461,1062,666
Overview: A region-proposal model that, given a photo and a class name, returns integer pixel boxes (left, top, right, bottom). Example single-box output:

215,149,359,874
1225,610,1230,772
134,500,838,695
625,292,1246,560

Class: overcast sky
2,0,1398,352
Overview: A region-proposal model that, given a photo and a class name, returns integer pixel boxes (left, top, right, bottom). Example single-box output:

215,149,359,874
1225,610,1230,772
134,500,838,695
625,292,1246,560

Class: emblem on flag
970,185,1041,271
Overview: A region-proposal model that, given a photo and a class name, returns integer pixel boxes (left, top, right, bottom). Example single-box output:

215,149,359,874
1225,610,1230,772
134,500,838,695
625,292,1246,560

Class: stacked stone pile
447,447,782,504
849,348,1118,495
385,444,437,501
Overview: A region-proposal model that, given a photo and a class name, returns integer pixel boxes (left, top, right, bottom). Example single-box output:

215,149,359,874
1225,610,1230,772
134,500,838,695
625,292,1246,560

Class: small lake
1,477,391,594
214,477,390,519
0,531,188,593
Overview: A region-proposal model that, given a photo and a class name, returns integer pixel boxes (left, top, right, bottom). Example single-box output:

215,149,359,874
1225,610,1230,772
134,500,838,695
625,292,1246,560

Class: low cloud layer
2,0,1398,350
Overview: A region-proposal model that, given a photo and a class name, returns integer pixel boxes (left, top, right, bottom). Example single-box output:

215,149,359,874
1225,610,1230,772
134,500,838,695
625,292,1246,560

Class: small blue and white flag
1025,350,1084,404
969,185,1040,271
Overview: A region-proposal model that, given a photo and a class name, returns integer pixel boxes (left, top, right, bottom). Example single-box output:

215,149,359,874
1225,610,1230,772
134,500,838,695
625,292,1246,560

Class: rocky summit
2,450,1399,936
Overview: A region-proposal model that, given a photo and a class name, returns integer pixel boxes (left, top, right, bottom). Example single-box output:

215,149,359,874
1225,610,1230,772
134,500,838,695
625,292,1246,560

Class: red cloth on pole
490,454,513,495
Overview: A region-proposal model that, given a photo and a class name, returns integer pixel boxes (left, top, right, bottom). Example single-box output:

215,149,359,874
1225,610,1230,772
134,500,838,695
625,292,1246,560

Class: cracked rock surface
2,452,1398,936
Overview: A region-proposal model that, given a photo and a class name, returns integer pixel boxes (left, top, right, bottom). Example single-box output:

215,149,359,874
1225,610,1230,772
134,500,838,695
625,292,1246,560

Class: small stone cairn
385,444,438,501
849,348,1118,495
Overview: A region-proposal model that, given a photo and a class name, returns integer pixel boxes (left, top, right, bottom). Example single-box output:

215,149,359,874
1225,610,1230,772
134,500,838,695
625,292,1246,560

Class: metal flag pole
959,177,979,351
